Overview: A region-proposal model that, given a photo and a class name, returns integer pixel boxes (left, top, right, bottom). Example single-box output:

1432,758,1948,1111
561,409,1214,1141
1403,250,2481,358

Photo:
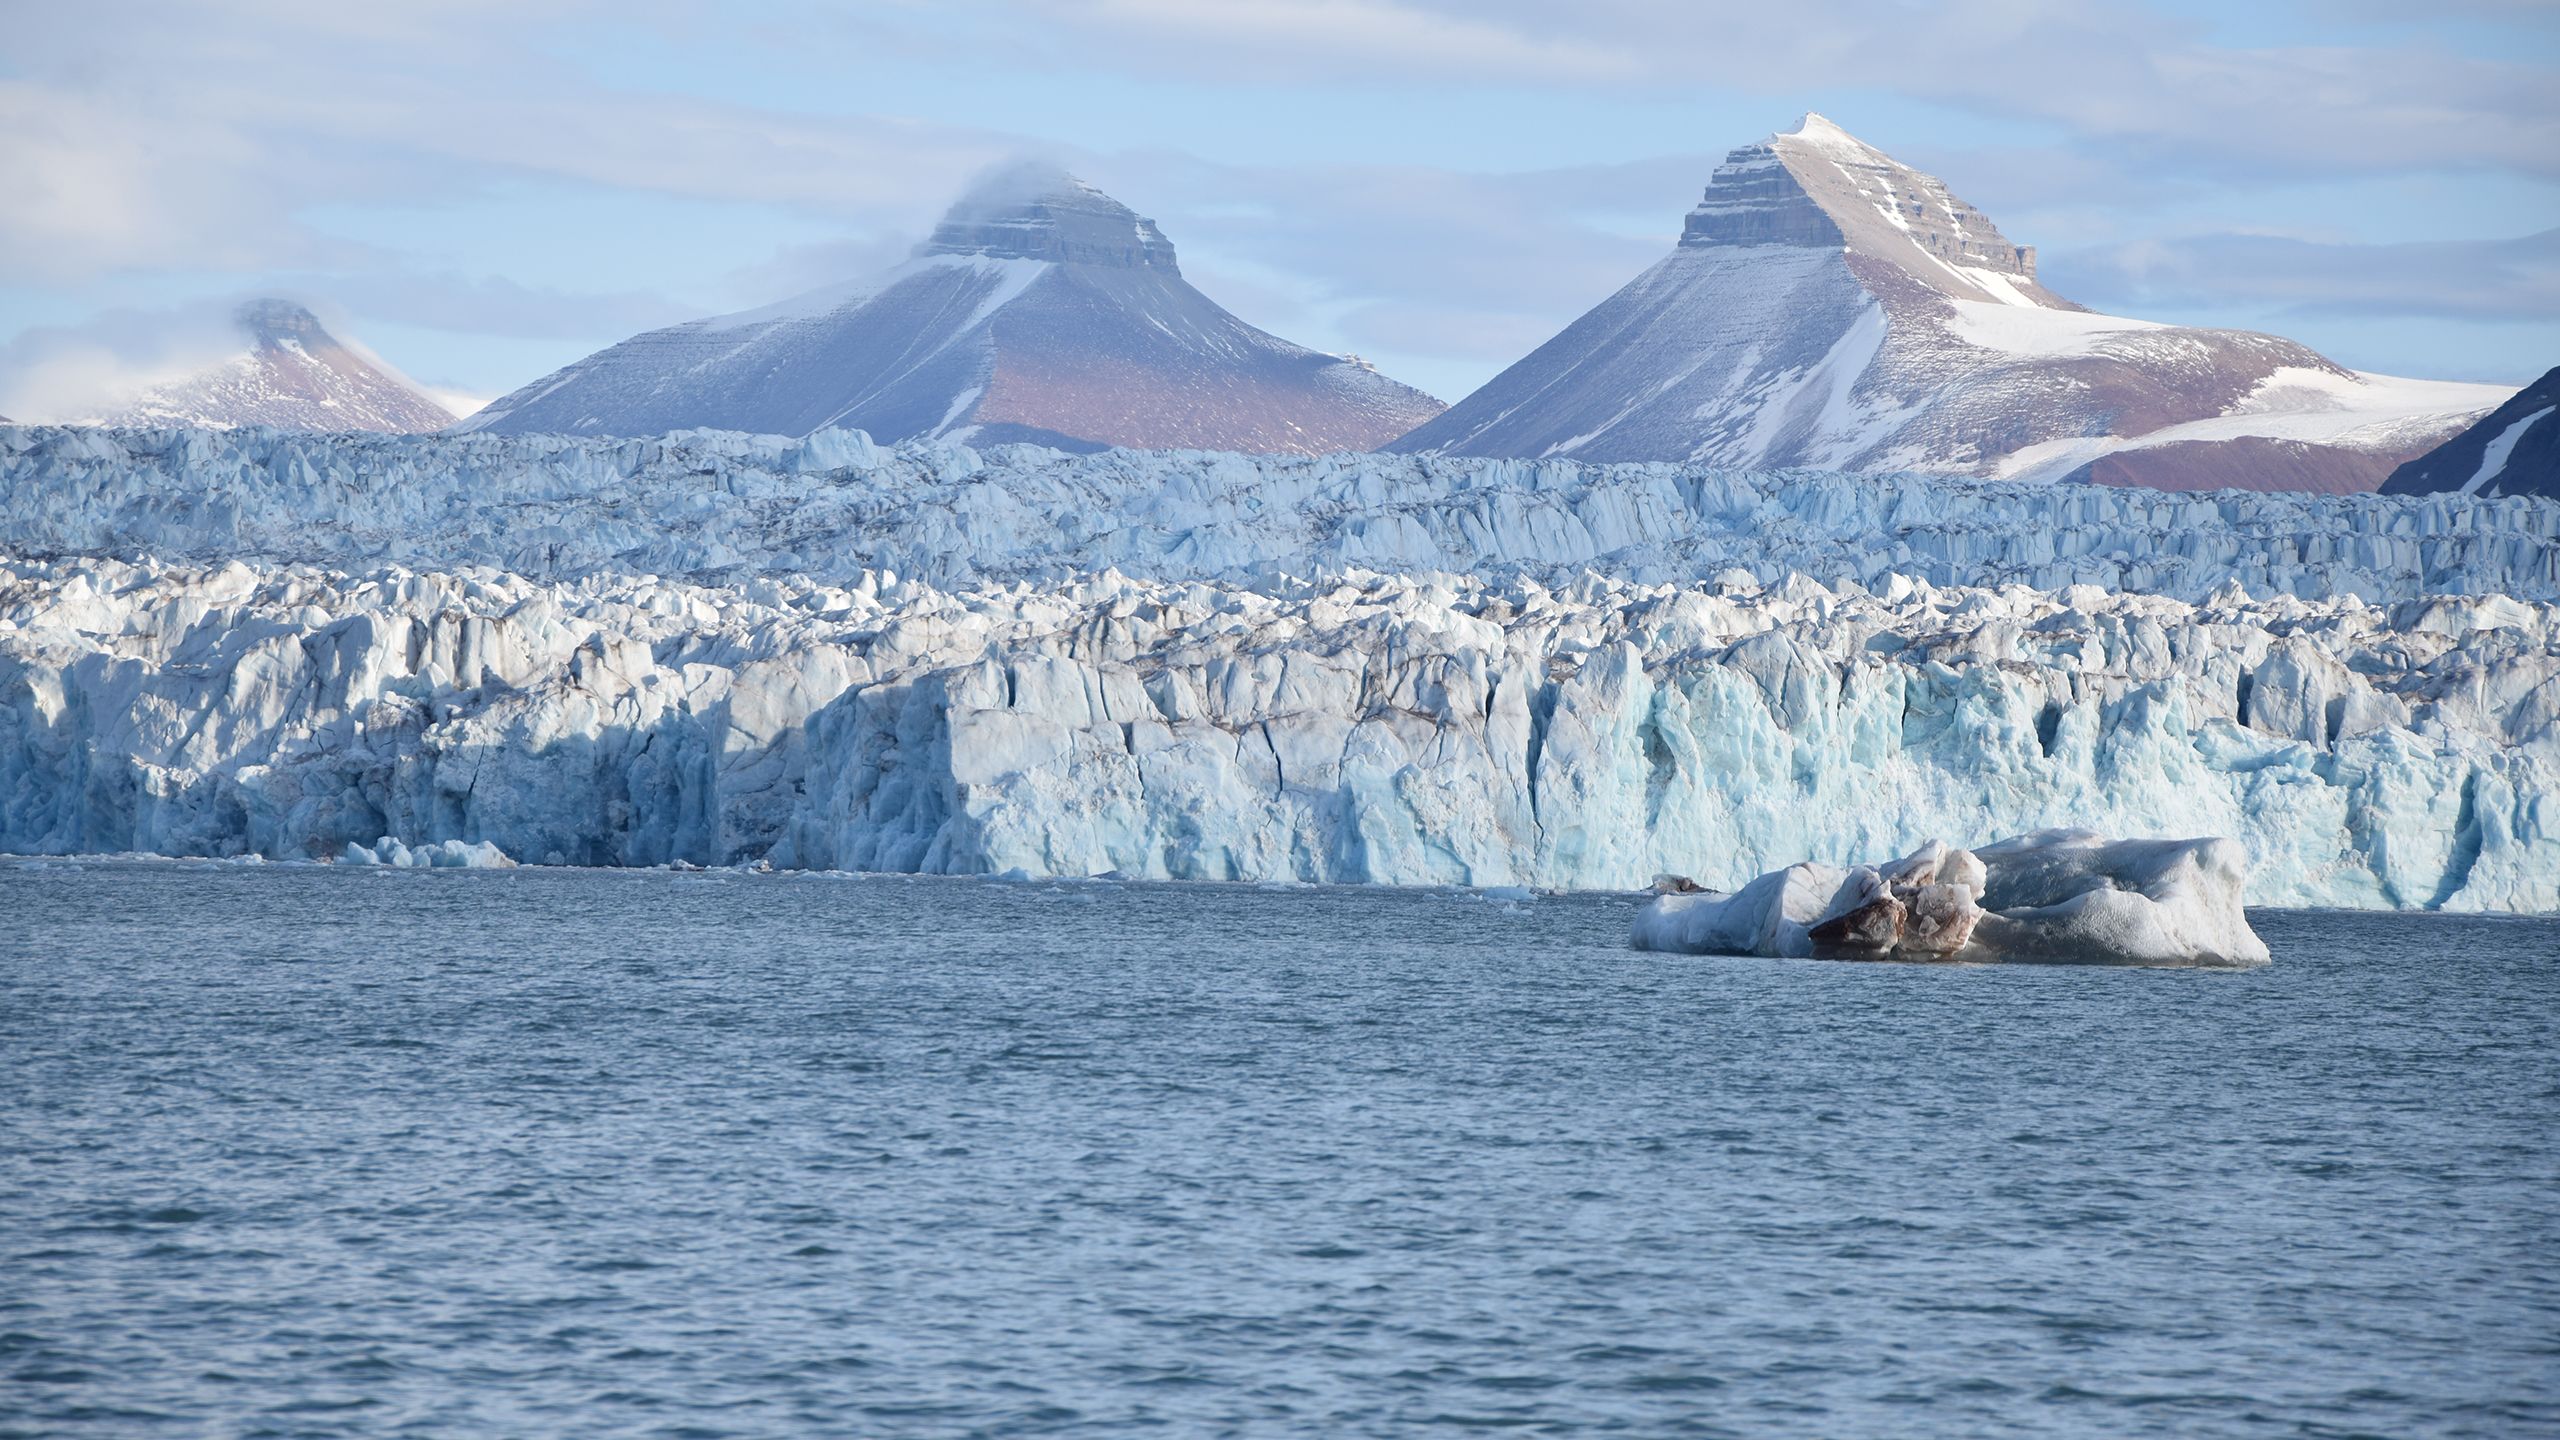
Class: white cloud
955,0,2560,181
1003,0,1639,83
0,301,253,423
2047,227,2560,322
1,0,2553,409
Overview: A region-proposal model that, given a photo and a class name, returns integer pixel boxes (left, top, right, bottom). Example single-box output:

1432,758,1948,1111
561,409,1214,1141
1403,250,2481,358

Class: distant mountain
95,301,454,434
2379,366,2559,499
1391,115,2509,492
459,166,1444,454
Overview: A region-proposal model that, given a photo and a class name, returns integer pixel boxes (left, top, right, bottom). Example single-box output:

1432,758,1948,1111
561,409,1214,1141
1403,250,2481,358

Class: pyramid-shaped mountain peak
1780,111,1875,151
1683,116,2059,307
1391,115,2507,491
235,298,328,344
458,170,1441,452
92,299,452,433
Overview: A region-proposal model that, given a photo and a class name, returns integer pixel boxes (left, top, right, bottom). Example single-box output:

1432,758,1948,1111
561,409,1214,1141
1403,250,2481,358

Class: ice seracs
4,414,2557,911
455,164,1444,454
4,552,2554,911
8,425,2560,605
1633,831,2269,966
1390,115,2509,493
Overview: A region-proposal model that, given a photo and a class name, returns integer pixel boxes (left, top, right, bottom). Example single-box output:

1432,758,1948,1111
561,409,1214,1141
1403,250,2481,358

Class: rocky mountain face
2381,365,2560,500
1392,115,2509,492
95,301,455,434
459,167,1444,454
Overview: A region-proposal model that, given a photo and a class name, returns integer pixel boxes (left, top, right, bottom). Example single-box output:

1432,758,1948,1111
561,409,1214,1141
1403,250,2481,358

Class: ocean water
2,862,2554,1439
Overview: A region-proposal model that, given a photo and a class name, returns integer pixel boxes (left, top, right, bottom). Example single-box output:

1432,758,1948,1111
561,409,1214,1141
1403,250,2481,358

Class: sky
1,0,2555,419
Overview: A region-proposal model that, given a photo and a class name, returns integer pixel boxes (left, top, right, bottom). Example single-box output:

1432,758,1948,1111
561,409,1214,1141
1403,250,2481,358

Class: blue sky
1,0,2554,417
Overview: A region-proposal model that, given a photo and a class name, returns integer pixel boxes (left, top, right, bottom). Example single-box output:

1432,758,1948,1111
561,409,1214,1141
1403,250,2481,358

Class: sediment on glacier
1633,831,2270,966
4,554,2552,911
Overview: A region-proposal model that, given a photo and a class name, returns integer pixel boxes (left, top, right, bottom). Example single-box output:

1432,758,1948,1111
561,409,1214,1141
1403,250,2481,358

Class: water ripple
1,862,2554,1437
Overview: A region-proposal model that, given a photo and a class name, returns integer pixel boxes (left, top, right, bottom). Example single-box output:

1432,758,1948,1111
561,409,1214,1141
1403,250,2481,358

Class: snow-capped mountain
2381,365,2559,500
458,166,1445,454
94,300,455,434
1392,115,2510,492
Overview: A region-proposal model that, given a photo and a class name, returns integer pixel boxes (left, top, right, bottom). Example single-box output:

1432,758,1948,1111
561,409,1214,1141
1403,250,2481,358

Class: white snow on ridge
2464,406,2556,496
1940,300,2171,359
1992,368,2518,484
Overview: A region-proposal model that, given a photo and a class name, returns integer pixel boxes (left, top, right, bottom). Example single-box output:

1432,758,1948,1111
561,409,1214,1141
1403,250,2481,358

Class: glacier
4,538,2556,910
5,424,2559,604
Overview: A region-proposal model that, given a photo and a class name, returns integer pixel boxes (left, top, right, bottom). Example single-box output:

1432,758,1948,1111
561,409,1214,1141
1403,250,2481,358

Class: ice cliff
4,551,2553,910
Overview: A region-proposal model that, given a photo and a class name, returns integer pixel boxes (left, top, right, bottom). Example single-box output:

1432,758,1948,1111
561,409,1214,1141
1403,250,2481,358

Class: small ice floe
1631,829,2268,967
340,837,518,870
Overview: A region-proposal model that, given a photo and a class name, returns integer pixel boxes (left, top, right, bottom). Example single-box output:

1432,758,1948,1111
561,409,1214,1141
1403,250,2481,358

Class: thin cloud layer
0,299,292,422
0,0,2553,404
2049,228,2560,323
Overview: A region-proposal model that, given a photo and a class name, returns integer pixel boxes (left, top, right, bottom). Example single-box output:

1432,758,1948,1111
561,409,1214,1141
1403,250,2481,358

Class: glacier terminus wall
4,541,2554,910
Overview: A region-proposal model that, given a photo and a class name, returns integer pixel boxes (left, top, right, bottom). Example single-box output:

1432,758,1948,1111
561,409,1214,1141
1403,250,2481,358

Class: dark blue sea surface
2,861,2554,1438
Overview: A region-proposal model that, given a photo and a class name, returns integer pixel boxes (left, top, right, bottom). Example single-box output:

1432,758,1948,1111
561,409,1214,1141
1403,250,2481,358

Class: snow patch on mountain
1994,368,2514,483
2466,408,2557,495
2382,366,2560,501
1939,301,2170,359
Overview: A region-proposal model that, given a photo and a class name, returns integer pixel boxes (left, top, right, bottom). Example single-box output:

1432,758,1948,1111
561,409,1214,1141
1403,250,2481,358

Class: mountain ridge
457,167,1445,454
1391,115,2508,492
2379,365,2560,499
91,300,455,434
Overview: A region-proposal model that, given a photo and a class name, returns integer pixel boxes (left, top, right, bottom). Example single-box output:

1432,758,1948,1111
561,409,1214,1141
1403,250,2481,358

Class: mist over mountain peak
458,173,1440,452
89,298,452,434
923,164,1179,271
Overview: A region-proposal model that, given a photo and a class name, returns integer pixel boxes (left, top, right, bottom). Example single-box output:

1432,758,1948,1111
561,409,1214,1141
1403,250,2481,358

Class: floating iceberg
340,836,517,869
1632,830,2269,966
